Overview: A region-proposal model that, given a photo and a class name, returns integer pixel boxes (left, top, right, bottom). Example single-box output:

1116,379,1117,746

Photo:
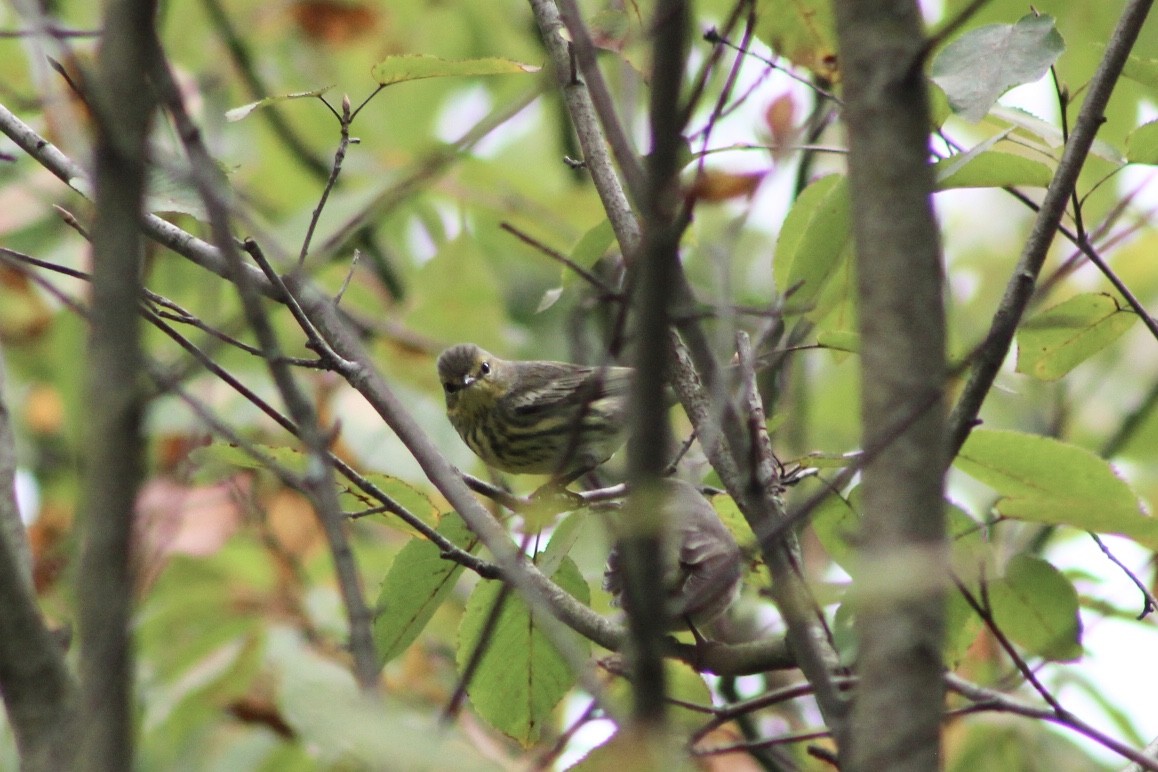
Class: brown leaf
265,487,325,558
0,266,53,343
135,477,246,588
29,503,72,594
763,92,799,160
289,1,380,44
23,383,64,435
686,169,767,203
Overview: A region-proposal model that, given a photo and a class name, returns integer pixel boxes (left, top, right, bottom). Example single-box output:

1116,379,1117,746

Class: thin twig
946,674,1158,770
553,0,646,209
954,576,1069,717
499,221,618,296
529,0,641,256
1088,532,1157,619
297,95,354,270
145,36,379,689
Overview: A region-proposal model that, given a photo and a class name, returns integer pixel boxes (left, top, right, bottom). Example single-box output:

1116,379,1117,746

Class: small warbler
436,343,635,478
603,479,743,628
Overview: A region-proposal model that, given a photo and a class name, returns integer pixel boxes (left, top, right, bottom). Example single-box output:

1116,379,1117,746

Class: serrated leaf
930,14,1064,123
1126,120,1158,165
191,441,307,476
373,513,478,665
371,55,540,86
988,105,1125,163
341,472,440,534
1016,292,1136,380
458,557,590,746
987,554,1082,661
955,430,1156,546
773,174,851,316
226,86,333,121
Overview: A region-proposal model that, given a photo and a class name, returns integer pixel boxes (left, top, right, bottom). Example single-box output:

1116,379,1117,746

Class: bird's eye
479,361,491,376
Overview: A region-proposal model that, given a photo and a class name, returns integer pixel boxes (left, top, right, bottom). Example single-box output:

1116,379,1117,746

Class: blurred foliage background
1,0,1158,768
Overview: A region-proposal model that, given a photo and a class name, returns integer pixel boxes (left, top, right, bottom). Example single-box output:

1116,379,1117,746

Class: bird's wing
509,365,632,417
673,514,743,619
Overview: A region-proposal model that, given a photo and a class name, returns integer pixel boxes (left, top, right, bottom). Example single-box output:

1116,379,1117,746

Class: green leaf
225,86,333,122
930,14,1065,123
404,236,508,350
604,659,712,735
1016,292,1136,380
955,430,1156,546
989,105,1125,163
373,513,478,665
817,329,859,353
1120,51,1158,89
270,630,494,770
341,473,441,534
569,219,616,276
371,55,540,86
934,149,1053,190
773,174,851,316
755,0,839,81
944,589,983,668
811,487,860,570
711,493,759,551
190,441,307,477
1126,119,1158,165
458,557,590,746
537,508,592,578
949,709,1105,770
987,554,1082,661
796,449,862,469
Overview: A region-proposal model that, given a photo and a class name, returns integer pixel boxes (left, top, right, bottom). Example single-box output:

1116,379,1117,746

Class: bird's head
437,343,505,411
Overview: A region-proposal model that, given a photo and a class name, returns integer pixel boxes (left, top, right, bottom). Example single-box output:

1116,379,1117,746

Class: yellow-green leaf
226,86,333,122
1016,292,1136,381
773,174,851,317
988,554,1082,661
373,513,477,665
955,430,1155,546
372,54,540,86
458,557,590,746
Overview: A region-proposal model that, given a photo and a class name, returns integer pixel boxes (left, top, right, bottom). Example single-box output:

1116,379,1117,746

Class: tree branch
834,0,948,767
947,0,1155,455
76,0,157,767
0,346,77,771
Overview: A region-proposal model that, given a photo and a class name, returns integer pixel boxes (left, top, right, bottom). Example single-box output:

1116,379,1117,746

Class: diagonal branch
947,0,1155,456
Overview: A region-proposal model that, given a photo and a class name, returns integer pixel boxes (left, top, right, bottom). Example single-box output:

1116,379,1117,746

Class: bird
603,478,743,629
436,343,636,480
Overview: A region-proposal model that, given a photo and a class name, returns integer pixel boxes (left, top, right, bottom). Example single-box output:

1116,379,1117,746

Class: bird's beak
461,375,476,388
